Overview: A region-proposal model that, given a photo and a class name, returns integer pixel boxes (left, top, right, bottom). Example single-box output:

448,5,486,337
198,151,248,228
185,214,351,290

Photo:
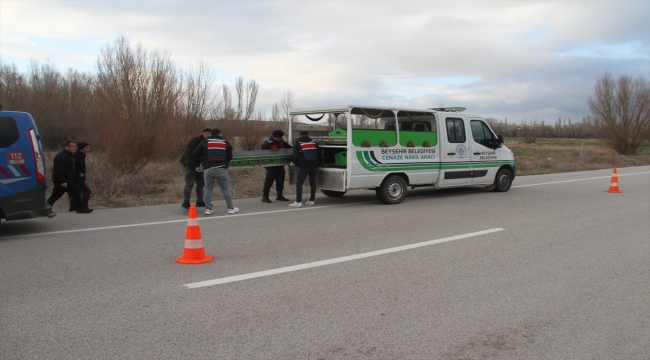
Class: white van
288,105,515,204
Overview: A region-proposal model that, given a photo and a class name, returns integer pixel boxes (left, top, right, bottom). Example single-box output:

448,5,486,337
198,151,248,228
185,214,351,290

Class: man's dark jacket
293,135,322,168
72,150,87,185
179,135,205,166
51,149,75,184
191,136,233,169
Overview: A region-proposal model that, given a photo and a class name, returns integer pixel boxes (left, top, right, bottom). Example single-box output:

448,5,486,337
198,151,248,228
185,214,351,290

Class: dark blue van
0,110,52,223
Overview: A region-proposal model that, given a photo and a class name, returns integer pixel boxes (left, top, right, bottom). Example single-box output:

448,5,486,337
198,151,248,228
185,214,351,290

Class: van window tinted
0,117,20,148
470,120,496,147
446,118,466,143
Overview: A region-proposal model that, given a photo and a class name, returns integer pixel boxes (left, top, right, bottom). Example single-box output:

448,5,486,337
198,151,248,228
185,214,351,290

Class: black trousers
68,181,92,210
262,166,286,195
183,165,205,203
48,182,82,209
295,166,318,203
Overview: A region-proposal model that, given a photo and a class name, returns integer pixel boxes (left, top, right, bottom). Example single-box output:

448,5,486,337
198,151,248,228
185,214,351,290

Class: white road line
4,171,647,240
511,171,648,188
1,201,374,239
184,228,506,289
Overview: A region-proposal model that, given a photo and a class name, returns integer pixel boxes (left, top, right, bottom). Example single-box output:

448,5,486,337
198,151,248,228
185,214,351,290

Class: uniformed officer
261,130,293,203
191,129,239,215
289,131,321,207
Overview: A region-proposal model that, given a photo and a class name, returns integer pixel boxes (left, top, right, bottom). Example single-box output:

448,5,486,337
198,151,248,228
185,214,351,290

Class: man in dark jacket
46,140,93,217
191,129,239,216
68,142,92,212
179,128,211,209
289,131,322,208
261,129,293,203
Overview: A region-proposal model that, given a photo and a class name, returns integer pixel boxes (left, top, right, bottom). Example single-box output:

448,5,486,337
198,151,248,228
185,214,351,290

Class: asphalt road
1,166,649,359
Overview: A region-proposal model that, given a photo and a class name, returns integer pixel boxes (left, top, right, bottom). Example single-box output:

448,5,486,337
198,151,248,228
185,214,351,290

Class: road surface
1,166,649,359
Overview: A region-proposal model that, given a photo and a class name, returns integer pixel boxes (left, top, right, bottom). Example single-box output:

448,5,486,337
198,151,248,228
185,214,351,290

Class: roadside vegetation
43,137,649,211
1,36,648,210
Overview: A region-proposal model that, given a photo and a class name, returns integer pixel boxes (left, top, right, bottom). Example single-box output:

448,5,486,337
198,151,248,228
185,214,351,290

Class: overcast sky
1,0,648,123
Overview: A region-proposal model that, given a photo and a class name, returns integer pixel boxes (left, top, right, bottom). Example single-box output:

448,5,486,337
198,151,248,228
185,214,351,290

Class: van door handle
447,152,455,155
473,152,481,155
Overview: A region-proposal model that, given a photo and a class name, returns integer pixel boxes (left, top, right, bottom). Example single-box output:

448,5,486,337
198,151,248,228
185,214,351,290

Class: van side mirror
496,135,504,148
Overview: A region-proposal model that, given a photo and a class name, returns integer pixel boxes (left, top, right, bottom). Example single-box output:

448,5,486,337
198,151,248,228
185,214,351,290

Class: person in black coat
46,140,92,217
179,128,211,209
289,131,322,207
67,142,93,212
190,129,239,215
261,130,293,203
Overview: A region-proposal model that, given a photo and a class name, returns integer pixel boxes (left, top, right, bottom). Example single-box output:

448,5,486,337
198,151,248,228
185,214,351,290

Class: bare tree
61,69,95,143
244,79,258,121
521,118,539,144
239,110,270,150
176,61,216,147
218,84,234,120
271,102,282,122
232,77,258,121
28,60,74,148
96,35,181,173
280,91,294,133
0,62,30,111
234,77,244,120
588,73,650,155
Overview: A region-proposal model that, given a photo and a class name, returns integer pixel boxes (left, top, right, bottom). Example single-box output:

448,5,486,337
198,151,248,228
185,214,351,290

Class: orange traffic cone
606,168,622,193
176,205,214,264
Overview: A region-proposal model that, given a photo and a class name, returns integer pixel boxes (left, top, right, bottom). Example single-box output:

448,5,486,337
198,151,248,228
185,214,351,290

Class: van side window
0,117,20,148
446,118,465,143
470,120,496,147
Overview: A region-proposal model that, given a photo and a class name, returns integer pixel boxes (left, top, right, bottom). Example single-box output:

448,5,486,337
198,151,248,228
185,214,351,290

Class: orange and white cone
606,168,622,193
176,205,214,264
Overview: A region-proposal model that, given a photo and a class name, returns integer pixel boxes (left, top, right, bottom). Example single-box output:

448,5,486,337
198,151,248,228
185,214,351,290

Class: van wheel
493,168,512,192
321,189,346,197
377,175,407,204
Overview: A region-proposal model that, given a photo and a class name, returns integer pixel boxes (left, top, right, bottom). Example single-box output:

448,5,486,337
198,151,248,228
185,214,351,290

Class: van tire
377,175,407,204
493,168,512,192
321,189,346,197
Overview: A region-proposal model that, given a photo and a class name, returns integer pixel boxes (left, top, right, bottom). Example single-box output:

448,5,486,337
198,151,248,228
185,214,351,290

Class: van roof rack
430,107,465,112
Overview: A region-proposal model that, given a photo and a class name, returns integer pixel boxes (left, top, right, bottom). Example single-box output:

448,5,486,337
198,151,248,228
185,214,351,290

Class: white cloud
1,0,648,122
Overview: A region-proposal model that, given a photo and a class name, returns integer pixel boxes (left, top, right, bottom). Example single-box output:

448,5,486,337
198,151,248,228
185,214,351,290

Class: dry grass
506,137,650,176
44,151,294,211
44,138,650,210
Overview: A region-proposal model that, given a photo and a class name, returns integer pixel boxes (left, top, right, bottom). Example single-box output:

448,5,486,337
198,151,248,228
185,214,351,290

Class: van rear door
0,112,51,220
0,115,34,197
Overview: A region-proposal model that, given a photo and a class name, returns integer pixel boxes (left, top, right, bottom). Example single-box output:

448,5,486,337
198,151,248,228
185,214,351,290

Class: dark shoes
181,202,190,209
195,202,206,207
261,197,272,203
76,208,93,214
276,195,290,201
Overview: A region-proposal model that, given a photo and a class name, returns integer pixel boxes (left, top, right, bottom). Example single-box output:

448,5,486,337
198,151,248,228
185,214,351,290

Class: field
507,137,650,175
44,138,650,211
